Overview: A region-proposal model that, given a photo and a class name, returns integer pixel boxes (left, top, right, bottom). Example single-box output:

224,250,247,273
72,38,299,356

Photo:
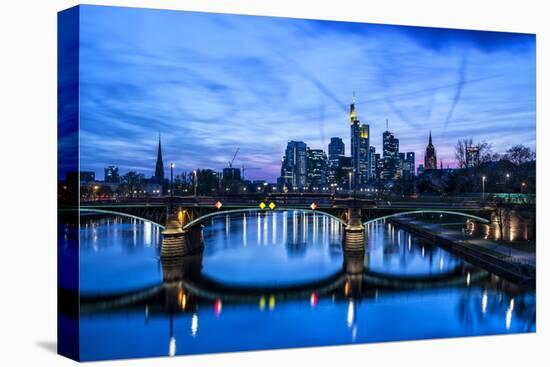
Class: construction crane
241,165,260,181
228,148,240,168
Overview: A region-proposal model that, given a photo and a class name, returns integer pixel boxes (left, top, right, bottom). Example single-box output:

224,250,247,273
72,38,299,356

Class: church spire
429,130,432,145
154,134,165,183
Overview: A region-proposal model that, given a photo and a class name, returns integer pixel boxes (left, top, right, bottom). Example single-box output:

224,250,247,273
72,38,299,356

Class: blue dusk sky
77,5,536,182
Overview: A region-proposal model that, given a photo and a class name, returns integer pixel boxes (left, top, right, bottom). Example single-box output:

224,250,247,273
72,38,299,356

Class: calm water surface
65,211,535,361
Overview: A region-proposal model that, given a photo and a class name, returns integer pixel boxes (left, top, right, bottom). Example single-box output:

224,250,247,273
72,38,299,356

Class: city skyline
78,5,535,181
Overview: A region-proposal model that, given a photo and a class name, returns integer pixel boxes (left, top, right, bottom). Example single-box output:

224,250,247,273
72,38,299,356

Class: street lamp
521,182,526,193
170,163,175,212
482,176,486,200
193,170,198,197
348,171,352,195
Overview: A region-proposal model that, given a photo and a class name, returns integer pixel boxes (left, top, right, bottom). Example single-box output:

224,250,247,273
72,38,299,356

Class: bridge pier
161,214,204,259
344,206,365,252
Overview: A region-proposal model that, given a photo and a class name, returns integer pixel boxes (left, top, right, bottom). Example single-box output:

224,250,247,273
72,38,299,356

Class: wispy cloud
77,5,536,180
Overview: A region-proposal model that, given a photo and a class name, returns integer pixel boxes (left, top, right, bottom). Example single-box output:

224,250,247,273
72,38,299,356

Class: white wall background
0,0,547,366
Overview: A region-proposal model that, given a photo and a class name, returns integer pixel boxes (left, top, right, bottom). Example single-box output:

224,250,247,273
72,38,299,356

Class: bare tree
455,138,473,168
506,144,535,165
455,138,493,167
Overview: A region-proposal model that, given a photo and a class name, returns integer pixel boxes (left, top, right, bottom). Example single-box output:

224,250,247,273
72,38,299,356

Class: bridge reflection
80,247,490,315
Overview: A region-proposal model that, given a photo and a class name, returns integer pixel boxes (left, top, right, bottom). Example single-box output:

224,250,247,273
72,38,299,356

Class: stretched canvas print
58,4,536,361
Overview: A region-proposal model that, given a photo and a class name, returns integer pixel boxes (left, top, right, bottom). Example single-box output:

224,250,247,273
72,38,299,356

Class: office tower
306,148,328,189
382,127,399,180
280,141,308,191
398,152,405,179
424,130,437,170
359,124,370,185
369,146,376,181
104,166,120,183
337,156,353,190
328,137,345,186
350,96,361,190
374,152,382,181
403,152,415,180
328,137,345,166
80,171,96,183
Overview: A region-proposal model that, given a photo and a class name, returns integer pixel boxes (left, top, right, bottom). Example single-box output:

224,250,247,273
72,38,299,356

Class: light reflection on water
69,211,535,361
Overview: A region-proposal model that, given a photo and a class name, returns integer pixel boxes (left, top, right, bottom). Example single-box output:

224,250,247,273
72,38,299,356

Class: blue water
68,211,535,361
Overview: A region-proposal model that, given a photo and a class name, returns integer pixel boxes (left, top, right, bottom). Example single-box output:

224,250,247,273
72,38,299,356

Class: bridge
80,194,488,227
80,194,491,259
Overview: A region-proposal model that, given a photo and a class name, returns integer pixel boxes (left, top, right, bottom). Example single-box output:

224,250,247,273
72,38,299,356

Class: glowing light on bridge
178,290,187,310
259,296,266,311
214,299,223,316
269,202,276,210
269,295,276,310
259,202,266,209
214,201,223,209
310,202,318,210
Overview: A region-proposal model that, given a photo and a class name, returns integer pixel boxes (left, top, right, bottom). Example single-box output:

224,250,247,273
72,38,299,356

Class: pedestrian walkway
396,218,536,268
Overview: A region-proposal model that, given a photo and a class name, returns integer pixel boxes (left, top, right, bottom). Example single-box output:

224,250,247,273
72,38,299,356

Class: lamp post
170,163,174,212
348,171,352,196
521,182,526,194
505,173,511,200
193,170,198,197
482,176,486,200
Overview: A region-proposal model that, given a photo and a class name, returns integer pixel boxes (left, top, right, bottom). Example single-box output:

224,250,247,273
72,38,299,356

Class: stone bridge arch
362,209,490,225
182,207,347,230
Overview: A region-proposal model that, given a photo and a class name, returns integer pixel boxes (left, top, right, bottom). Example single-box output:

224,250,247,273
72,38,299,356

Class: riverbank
388,217,536,286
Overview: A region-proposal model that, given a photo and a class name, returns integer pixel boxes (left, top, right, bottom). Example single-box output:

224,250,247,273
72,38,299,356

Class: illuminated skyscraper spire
350,91,357,124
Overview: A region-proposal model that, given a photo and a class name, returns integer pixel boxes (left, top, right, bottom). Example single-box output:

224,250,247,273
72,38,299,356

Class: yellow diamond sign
259,202,266,209
268,202,276,210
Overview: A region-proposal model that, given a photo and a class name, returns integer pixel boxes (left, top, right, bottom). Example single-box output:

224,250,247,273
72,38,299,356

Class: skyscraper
153,136,165,184
280,141,307,191
359,124,370,185
398,152,405,179
382,127,399,180
369,146,377,181
328,137,345,167
424,131,437,170
350,96,362,190
403,152,415,180
306,148,328,189
104,165,120,183
328,137,345,186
